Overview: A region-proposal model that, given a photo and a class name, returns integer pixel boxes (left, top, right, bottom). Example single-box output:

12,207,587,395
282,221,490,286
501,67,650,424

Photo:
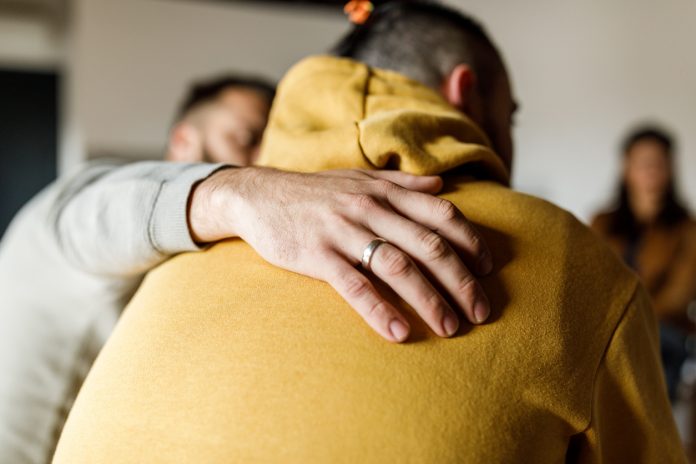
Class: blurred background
2,1,696,459
0,0,694,237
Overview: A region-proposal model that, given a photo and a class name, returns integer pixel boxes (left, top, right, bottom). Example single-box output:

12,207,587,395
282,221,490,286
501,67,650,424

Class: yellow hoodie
54,56,685,463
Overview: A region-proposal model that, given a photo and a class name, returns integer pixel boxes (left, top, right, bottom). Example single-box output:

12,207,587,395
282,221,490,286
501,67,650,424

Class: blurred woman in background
592,126,696,401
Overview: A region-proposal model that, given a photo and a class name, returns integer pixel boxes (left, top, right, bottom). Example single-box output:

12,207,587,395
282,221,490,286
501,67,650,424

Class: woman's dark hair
607,125,689,238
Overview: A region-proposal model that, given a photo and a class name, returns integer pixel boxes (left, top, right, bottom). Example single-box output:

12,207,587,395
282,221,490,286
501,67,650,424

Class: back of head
333,1,504,97
331,1,514,168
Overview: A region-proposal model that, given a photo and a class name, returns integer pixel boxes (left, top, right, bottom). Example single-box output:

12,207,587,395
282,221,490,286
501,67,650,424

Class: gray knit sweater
0,160,224,464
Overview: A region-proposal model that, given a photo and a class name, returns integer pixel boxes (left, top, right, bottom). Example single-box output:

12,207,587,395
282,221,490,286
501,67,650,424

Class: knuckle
352,193,380,212
457,273,478,298
366,300,390,320
373,179,395,195
336,191,357,208
418,230,450,261
465,226,485,254
382,248,413,277
435,199,460,222
341,273,372,300
421,292,447,319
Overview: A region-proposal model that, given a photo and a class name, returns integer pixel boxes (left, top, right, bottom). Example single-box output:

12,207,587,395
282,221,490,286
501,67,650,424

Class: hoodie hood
258,55,509,185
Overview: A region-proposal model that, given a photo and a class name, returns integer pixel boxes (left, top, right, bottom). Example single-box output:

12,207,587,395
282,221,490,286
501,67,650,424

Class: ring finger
348,231,461,338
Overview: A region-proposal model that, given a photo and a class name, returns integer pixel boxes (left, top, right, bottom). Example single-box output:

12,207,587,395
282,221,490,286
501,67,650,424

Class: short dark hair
622,125,674,156
332,0,505,96
176,74,276,121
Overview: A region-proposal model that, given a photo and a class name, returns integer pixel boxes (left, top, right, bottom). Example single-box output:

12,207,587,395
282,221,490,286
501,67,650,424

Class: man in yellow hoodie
53,2,685,462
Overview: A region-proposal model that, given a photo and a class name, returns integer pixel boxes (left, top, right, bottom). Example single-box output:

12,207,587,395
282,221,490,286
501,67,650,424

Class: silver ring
361,238,388,271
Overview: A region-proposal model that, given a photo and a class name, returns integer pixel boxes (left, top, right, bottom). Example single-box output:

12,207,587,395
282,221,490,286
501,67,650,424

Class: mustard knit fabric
54,56,685,463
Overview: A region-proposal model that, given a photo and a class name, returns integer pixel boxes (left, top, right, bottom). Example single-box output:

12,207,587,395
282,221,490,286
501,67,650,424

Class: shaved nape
332,1,505,97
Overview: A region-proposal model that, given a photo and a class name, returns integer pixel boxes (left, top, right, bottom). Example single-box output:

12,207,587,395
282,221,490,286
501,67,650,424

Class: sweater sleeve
573,284,687,463
652,223,696,324
50,160,227,277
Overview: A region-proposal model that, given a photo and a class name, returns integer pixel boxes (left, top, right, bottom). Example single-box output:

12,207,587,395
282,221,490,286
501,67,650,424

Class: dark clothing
592,213,696,400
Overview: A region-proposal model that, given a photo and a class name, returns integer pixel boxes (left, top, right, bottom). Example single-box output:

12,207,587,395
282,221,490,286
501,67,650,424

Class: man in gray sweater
0,74,493,463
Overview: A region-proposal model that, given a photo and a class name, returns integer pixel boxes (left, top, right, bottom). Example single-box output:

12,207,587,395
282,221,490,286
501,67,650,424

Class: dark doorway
0,69,59,239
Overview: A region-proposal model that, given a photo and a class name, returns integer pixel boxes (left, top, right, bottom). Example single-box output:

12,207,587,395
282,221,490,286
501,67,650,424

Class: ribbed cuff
148,163,230,254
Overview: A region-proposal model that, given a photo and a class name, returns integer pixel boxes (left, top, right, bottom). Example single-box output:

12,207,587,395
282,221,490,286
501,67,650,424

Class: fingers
365,241,461,338
366,170,443,194
332,221,462,338
384,186,493,276
364,207,490,325
324,254,411,343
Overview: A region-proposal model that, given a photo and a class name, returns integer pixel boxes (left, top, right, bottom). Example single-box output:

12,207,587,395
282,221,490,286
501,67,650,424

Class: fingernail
477,252,493,275
442,314,459,337
474,300,490,324
389,319,410,342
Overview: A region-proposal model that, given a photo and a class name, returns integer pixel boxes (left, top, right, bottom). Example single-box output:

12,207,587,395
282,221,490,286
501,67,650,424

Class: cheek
627,165,649,185
201,133,231,163
627,165,669,191
653,168,671,189
249,146,262,165
206,133,257,166
204,133,226,157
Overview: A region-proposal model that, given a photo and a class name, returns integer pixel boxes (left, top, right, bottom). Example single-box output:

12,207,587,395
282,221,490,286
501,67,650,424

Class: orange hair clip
344,0,374,25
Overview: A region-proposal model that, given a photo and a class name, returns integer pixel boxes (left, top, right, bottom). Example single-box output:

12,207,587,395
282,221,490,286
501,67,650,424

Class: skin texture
174,72,513,343
189,167,492,342
442,63,517,172
624,139,672,223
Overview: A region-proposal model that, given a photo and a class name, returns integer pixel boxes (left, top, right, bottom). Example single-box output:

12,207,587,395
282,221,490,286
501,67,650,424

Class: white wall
68,0,348,161
446,0,696,220
68,0,696,222
0,11,64,71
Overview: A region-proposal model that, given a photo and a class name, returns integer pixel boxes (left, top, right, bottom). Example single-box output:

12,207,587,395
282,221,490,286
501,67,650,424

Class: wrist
188,166,247,243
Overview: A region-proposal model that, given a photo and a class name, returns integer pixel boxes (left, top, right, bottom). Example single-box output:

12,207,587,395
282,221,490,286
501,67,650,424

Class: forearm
188,166,270,244
51,160,227,277
188,167,245,243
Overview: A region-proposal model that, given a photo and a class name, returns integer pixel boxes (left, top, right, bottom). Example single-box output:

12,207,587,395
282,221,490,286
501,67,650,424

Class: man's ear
167,123,203,162
442,63,477,111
